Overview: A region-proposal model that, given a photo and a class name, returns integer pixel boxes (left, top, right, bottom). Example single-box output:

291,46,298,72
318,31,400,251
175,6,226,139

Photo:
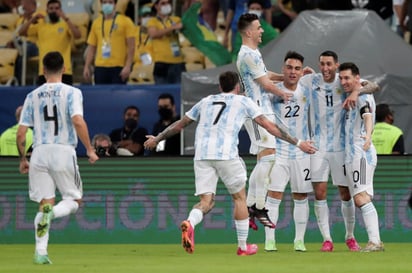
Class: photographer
92,133,115,157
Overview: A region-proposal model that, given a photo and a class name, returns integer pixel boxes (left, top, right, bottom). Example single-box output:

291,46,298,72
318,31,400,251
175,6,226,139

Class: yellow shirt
32,19,74,75
372,122,403,154
146,16,184,63
133,25,153,66
15,11,46,44
87,13,136,67
0,124,33,156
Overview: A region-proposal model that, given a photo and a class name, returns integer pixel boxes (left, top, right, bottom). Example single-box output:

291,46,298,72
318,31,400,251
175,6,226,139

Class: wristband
296,139,302,147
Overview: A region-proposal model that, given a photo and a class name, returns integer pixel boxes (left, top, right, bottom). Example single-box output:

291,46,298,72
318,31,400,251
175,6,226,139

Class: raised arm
343,80,380,109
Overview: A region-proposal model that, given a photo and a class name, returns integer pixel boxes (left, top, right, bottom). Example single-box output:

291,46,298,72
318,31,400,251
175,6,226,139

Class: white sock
53,199,79,219
265,196,281,241
187,208,203,228
293,198,309,242
255,155,275,209
34,212,48,255
360,202,381,244
235,218,249,250
341,199,356,239
314,199,332,242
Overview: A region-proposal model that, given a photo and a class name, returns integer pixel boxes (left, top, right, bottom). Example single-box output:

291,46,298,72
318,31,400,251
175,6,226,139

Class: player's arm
144,115,194,150
361,106,373,151
267,71,283,82
253,115,316,154
343,80,380,109
255,74,293,101
16,125,29,174
72,115,99,163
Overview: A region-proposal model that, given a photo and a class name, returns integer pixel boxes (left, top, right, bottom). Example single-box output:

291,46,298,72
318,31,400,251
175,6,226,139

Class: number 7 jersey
19,83,84,148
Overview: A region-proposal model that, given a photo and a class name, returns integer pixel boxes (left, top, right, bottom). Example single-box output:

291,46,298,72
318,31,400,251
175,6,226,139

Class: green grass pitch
1,243,411,273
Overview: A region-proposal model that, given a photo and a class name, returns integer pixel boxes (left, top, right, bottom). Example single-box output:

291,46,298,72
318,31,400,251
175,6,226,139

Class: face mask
48,12,59,23
141,17,150,26
102,3,114,15
17,5,24,15
125,118,137,129
160,4,172,15
248,10,262,18
158,108,173,120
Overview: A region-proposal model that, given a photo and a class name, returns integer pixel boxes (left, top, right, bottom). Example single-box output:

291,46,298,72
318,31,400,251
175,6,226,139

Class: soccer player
339,62,384,252
264,51,312,252
144,71,316,256
236,13,292,230
17,51,99,264
299,50,379,252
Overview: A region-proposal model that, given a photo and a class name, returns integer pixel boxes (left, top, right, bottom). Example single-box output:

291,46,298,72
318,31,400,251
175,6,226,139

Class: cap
140,5,152,15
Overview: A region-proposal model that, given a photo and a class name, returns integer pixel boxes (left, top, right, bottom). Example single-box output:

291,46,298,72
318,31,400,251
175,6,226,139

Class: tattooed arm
343,80,380,109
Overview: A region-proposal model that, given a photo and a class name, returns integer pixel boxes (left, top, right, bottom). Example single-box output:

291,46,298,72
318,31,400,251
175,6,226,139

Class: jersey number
303,168,311,181
43,105,58,136
284,105,300,118
212,101,226,125
326,94,333,107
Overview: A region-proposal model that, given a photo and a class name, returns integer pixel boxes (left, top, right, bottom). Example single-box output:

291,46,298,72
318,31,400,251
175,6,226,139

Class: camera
96,146,108,157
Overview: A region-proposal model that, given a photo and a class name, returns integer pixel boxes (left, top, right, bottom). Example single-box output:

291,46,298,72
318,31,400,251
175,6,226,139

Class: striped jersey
344,93,377,165
272,82,311,160
236,45,274,115
300,73,346,152
19,83,84,148
186,93,262,160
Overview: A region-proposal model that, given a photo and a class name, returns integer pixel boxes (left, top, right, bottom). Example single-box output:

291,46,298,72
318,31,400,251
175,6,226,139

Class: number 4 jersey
186,93,262,160
20,83,84,148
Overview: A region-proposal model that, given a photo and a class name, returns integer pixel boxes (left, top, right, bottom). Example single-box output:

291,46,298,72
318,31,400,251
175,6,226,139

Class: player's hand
303,66,314,75
297,140,317,154
19,158,29,174
144,135,158,150
361,135,371,151
343,90,358,110
87,149,99,164
281,91,294,103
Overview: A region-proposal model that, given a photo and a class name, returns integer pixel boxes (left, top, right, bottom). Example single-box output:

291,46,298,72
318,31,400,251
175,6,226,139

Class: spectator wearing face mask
18,0,81,85
146,0,186,84
149,93,181,156
231,0,278,60
84,0,136,84
132,3,154,67
109,105,148,156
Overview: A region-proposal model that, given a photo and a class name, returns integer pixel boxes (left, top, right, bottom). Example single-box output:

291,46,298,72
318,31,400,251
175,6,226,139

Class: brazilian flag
181,2,232,66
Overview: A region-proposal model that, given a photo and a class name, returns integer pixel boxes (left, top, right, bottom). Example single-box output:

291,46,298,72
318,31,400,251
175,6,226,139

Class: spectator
18,0,81,85
223,0,271,49
372,103,405,155
92,133,115,157
182,0,220,31
401,0,412,44
147,0,185,84
133,3,154,67
9,0,40,85
0,0,18,13
84,0,136,84
150,93,181,155
232,0,278,60
392,0,405,37
109,105,148,156
0,105,32,156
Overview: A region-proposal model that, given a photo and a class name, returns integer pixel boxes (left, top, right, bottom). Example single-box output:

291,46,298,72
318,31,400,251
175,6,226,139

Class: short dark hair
237,13,259,33
319,50,338,63
375,103,393,122
284,51,304,63
338,62,360,76
158,93,175,105
248,0,264,7
219,71,239,93
47,0,61,7
123,105,140,116
43,51,64,73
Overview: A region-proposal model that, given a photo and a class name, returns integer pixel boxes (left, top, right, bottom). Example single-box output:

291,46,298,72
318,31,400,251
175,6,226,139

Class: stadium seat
0,48,19,85
0,31,14,48
182,46,204,66
128,63,154,84
185,63,204,72
0,13,19,32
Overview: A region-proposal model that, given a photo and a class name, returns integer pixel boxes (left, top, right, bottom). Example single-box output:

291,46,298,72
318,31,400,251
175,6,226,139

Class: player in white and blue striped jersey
144,71,316,256
264,51,313,252
299,50,379,252
17,51,98,264
339,62,383,252
236,13,292,230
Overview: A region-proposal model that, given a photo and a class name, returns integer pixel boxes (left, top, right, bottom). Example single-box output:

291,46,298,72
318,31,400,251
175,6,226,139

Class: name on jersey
37,90,61,98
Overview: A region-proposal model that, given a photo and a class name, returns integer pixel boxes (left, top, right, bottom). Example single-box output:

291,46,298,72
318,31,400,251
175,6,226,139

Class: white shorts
311,150,347,186
267,157,313,193
345,157,375,197
29,144,83,203
244,117,276,155
194,158,247,195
